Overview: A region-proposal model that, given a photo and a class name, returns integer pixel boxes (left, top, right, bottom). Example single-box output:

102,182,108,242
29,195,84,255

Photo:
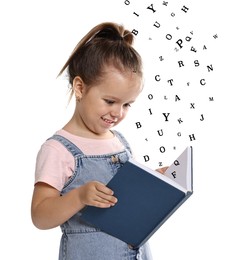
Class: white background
0,0,224,259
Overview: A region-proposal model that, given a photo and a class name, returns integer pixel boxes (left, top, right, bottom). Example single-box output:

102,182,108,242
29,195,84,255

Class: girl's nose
111,106,123,118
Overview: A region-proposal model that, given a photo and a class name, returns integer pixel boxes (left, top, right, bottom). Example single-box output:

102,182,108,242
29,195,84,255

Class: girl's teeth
103,118,113,123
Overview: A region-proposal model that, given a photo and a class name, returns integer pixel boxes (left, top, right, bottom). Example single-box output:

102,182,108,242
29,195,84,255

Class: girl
31,22,154,259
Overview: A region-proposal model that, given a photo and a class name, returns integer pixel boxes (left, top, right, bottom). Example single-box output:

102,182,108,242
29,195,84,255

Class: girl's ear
72,76,85,100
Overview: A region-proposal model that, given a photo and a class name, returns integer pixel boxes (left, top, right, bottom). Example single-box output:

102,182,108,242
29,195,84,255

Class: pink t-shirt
35,129,125,191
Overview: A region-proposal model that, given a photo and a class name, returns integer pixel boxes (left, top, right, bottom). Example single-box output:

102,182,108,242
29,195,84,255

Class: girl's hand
78,181,118,208
156,166,169,174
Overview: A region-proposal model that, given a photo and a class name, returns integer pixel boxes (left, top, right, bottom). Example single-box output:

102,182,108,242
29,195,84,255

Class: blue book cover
81,147,193,248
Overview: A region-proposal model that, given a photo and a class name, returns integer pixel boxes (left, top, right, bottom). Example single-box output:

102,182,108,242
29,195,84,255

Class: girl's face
74,66,142,138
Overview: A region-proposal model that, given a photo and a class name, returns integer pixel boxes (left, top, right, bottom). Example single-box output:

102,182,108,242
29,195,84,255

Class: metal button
111,155,119,163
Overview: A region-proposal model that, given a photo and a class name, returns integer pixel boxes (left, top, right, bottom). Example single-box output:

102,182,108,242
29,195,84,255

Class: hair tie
94,28,124,42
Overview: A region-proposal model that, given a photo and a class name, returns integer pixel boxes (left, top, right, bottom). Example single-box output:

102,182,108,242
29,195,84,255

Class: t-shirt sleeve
34,140,75,191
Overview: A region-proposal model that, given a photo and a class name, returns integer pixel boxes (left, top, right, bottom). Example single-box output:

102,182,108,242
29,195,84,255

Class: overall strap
47,134,84,157
113,130,133,155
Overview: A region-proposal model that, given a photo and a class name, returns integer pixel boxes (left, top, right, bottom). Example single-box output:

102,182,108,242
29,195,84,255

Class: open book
81,146,193,248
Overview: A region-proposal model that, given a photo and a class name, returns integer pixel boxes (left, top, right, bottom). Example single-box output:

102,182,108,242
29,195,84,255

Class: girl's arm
31,181,117,230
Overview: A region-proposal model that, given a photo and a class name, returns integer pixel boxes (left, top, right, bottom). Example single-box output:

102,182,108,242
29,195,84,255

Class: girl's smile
101,116,117,127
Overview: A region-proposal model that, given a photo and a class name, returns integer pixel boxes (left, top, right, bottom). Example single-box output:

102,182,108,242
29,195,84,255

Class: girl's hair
58,22,142,98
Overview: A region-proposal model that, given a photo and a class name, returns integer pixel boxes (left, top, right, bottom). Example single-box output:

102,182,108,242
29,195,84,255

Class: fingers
156,166,169,174
94,194,117,208
94,182,118,207
78,181,118,208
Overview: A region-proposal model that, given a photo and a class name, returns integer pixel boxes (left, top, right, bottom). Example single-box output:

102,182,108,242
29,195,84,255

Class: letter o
159,146,166,153
166,34,172,40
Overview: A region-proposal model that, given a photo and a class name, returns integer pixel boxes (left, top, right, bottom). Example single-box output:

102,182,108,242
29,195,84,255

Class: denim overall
49,131,152,260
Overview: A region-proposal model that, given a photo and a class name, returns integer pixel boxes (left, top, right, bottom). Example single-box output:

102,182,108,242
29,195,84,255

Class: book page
164,147,192,191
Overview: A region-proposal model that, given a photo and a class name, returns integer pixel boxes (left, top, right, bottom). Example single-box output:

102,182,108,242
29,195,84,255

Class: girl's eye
124,103,131,108
104,99,115,105
104,99,132,108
